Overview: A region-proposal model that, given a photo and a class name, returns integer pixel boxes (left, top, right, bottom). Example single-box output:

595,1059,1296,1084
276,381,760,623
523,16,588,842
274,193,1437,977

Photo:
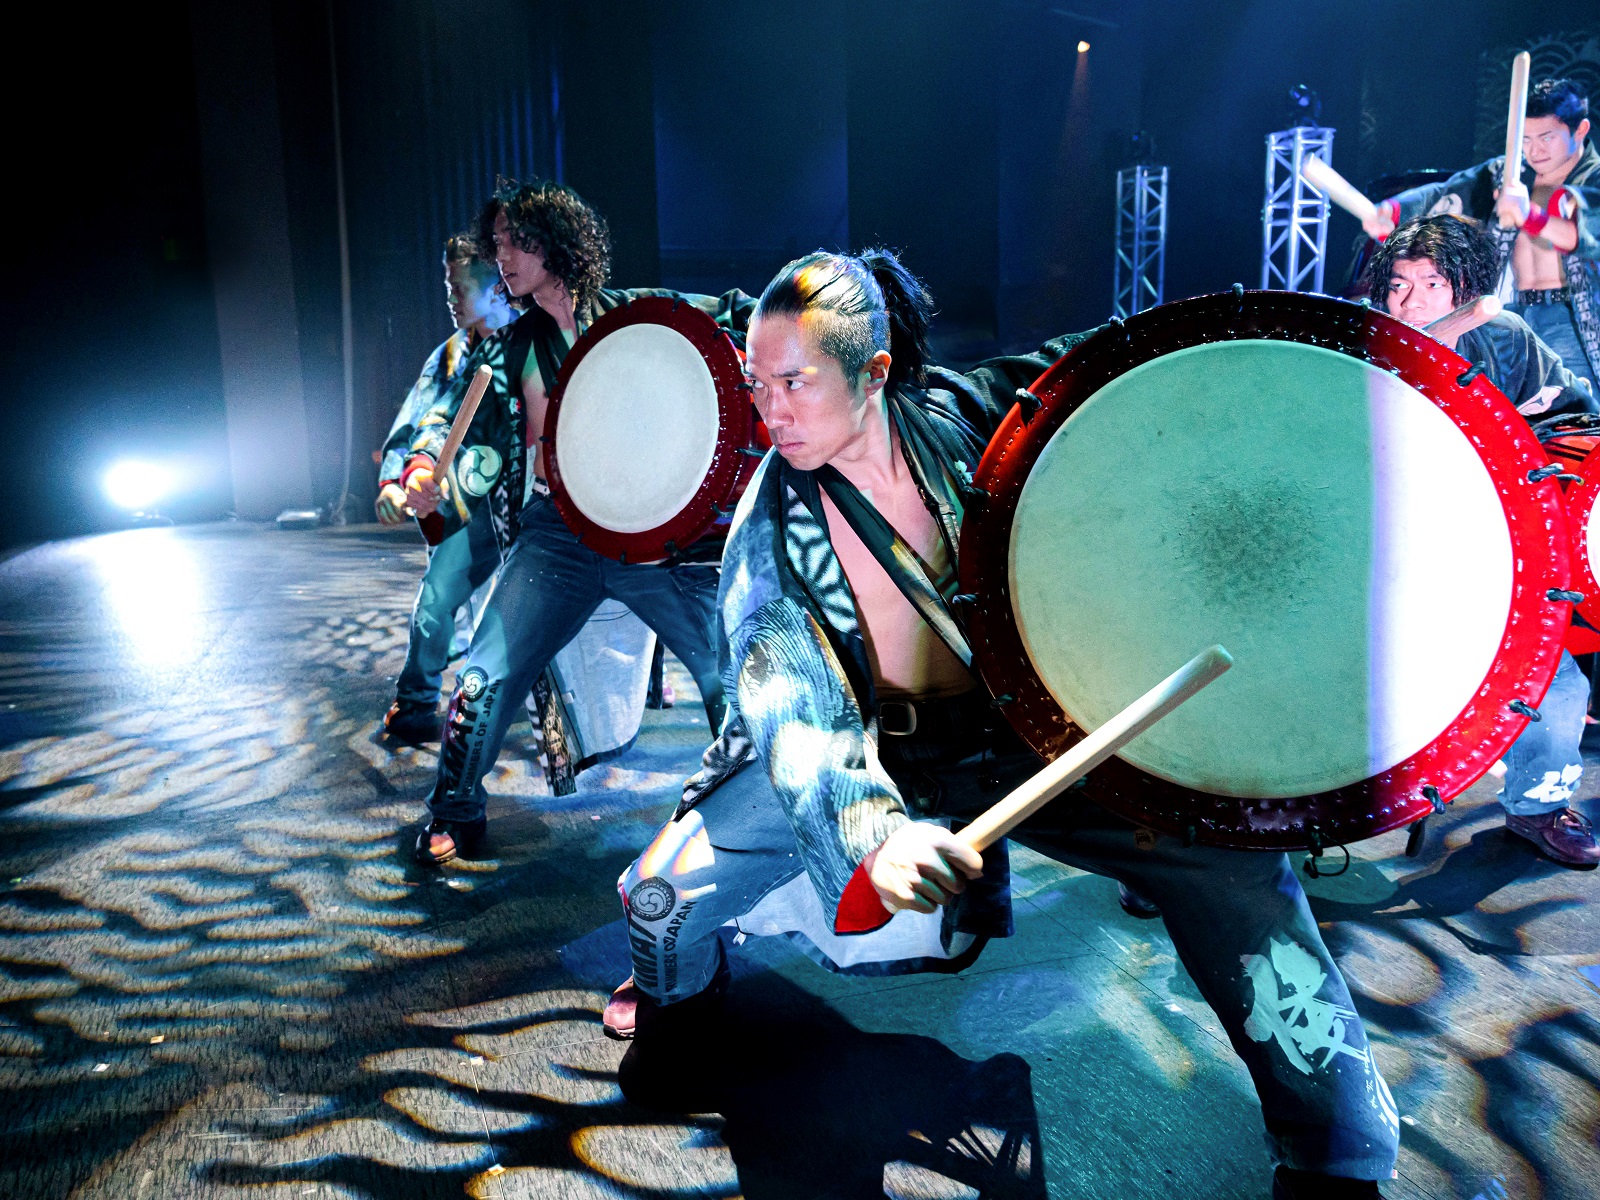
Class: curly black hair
1368,214,1501,309
476,179,611,309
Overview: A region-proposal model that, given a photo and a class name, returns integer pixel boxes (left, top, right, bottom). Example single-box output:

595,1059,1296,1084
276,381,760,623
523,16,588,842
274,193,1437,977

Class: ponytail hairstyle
756,248,935,391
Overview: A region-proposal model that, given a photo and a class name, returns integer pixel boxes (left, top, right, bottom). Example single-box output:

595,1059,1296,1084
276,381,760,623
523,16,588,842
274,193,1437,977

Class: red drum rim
544,296,748,563
959,289,1573,850
1560,451,1600,629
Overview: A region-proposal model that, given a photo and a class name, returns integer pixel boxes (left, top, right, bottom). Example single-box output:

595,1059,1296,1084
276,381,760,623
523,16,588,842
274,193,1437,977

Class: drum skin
960,290,1573,850
544,296,762,563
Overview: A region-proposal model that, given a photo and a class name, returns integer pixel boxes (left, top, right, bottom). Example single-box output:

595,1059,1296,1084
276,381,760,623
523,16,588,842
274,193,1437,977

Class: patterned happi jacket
1388,142,1600,375
1457,311,1596,419
679,333,1092,923
378,327,477,487
406,286,756,556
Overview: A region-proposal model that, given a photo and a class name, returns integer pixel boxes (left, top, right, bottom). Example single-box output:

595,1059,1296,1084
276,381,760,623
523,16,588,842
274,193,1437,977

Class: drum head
545,297,748,562
962,291,1572,849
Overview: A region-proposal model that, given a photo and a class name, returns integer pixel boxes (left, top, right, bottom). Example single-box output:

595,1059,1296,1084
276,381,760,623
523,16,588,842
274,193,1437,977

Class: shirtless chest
523,372,551,481
520,326,576,484
1511,183,1569,291
820,467,971,699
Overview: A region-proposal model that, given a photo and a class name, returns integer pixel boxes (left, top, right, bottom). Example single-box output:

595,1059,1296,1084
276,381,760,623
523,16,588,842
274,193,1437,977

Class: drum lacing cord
1527,462,1584,485
1456,363,1486,388
1014,387,1041,424
1302,832,1350,879
1533,411,1600,442
1404,786,1452,858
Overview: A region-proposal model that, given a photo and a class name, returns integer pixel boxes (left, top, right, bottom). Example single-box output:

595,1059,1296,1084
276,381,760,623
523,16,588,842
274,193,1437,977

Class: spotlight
103,460,175,513
1078,40,1090,53
1287,83,1323,127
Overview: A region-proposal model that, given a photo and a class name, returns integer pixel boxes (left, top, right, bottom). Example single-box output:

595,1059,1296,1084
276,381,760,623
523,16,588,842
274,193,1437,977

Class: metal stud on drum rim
959,290,1574,850
544,296,755,563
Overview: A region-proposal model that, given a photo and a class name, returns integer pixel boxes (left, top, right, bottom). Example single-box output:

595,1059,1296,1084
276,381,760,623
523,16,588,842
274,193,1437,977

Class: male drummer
606,249,1401,1199
1373,214,1600,866
1365,78,1597,397
404,179,754,865
376,232,515,744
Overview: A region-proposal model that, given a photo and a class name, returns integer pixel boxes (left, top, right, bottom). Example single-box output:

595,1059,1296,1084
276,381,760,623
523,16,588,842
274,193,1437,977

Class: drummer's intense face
745,313,887,471
491,210,555,300
1384,257,1456,329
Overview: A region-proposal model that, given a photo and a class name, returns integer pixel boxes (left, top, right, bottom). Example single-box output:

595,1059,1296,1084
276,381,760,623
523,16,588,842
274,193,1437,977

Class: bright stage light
1078,40,1090,52
104,460,176,511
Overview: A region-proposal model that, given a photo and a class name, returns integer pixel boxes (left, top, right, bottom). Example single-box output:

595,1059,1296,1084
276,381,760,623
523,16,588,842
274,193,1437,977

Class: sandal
414,817,486,867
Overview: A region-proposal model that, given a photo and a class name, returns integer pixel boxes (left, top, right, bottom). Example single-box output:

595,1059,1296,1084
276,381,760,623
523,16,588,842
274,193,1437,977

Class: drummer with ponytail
611,244,1402,1199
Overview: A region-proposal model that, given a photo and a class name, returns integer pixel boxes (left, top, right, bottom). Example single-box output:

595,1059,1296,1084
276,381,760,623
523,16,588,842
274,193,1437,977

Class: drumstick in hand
1300,156,1378,225
834,644,1234,933
1422,295,1503,345
1505,53,1531,192
1498,52,1533,231
433,364,493,484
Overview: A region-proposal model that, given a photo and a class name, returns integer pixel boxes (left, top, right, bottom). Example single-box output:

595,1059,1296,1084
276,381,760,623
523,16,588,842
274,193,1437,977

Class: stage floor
0,523,1596,1200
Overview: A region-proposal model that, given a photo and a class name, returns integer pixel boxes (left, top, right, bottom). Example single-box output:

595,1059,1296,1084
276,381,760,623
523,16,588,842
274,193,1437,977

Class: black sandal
414,817,485,867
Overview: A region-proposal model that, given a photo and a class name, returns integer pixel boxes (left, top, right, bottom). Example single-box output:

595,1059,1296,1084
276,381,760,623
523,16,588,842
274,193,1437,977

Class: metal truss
1113,164,1168,318
1261,126,1334,294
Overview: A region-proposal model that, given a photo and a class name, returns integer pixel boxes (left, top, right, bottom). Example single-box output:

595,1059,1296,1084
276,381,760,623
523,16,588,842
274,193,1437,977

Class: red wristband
400,455,437,489
1548,186,1574,221
1522,205,1551,238
1375,199,1400,242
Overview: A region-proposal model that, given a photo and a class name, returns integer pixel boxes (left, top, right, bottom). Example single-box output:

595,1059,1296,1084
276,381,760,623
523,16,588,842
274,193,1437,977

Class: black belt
875,689,1022,769
876,690,987,740
1517,287,1572,305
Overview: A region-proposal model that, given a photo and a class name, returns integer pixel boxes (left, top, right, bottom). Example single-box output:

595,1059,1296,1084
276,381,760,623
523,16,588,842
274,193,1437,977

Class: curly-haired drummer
1372,213,1599,867
605,249,1401,1199
403,179,754,865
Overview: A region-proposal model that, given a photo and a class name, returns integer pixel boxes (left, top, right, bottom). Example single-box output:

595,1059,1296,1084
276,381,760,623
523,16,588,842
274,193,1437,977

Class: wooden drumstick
1422,295,1503,344
958,645,1233,850
432,364,494,485
1504,51,1531,201
834,644,1234,933
1300,155,1379,225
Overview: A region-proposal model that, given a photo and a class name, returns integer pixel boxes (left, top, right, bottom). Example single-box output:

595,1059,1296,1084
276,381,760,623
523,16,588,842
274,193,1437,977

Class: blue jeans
1499,649,1587,816
395,513,501,707
430,494,725,824
622,758,1401,1181
1510,300,1596,398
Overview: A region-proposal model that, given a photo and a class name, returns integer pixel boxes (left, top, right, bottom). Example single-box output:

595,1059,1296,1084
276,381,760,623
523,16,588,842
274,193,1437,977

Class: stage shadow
1307,824,1575,925
618,971,1047,1200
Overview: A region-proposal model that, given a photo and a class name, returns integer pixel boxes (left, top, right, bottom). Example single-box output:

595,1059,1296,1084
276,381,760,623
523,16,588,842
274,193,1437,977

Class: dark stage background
0,0,1590,547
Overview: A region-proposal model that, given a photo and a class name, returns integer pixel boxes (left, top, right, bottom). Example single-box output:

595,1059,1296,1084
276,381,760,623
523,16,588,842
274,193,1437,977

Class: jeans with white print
1500,650,1587,816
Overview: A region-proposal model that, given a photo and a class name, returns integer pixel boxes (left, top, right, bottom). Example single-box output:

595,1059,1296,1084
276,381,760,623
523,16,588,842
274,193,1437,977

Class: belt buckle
878,700,918,737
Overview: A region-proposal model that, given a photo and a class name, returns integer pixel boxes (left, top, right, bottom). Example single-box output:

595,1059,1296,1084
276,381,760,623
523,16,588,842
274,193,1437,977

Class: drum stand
1261,126,1335,294
1113,164,1168,318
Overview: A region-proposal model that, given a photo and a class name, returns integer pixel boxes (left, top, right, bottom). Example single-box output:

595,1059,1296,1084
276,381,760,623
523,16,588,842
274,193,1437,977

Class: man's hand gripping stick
835,644,1235,933
407,364,492,541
